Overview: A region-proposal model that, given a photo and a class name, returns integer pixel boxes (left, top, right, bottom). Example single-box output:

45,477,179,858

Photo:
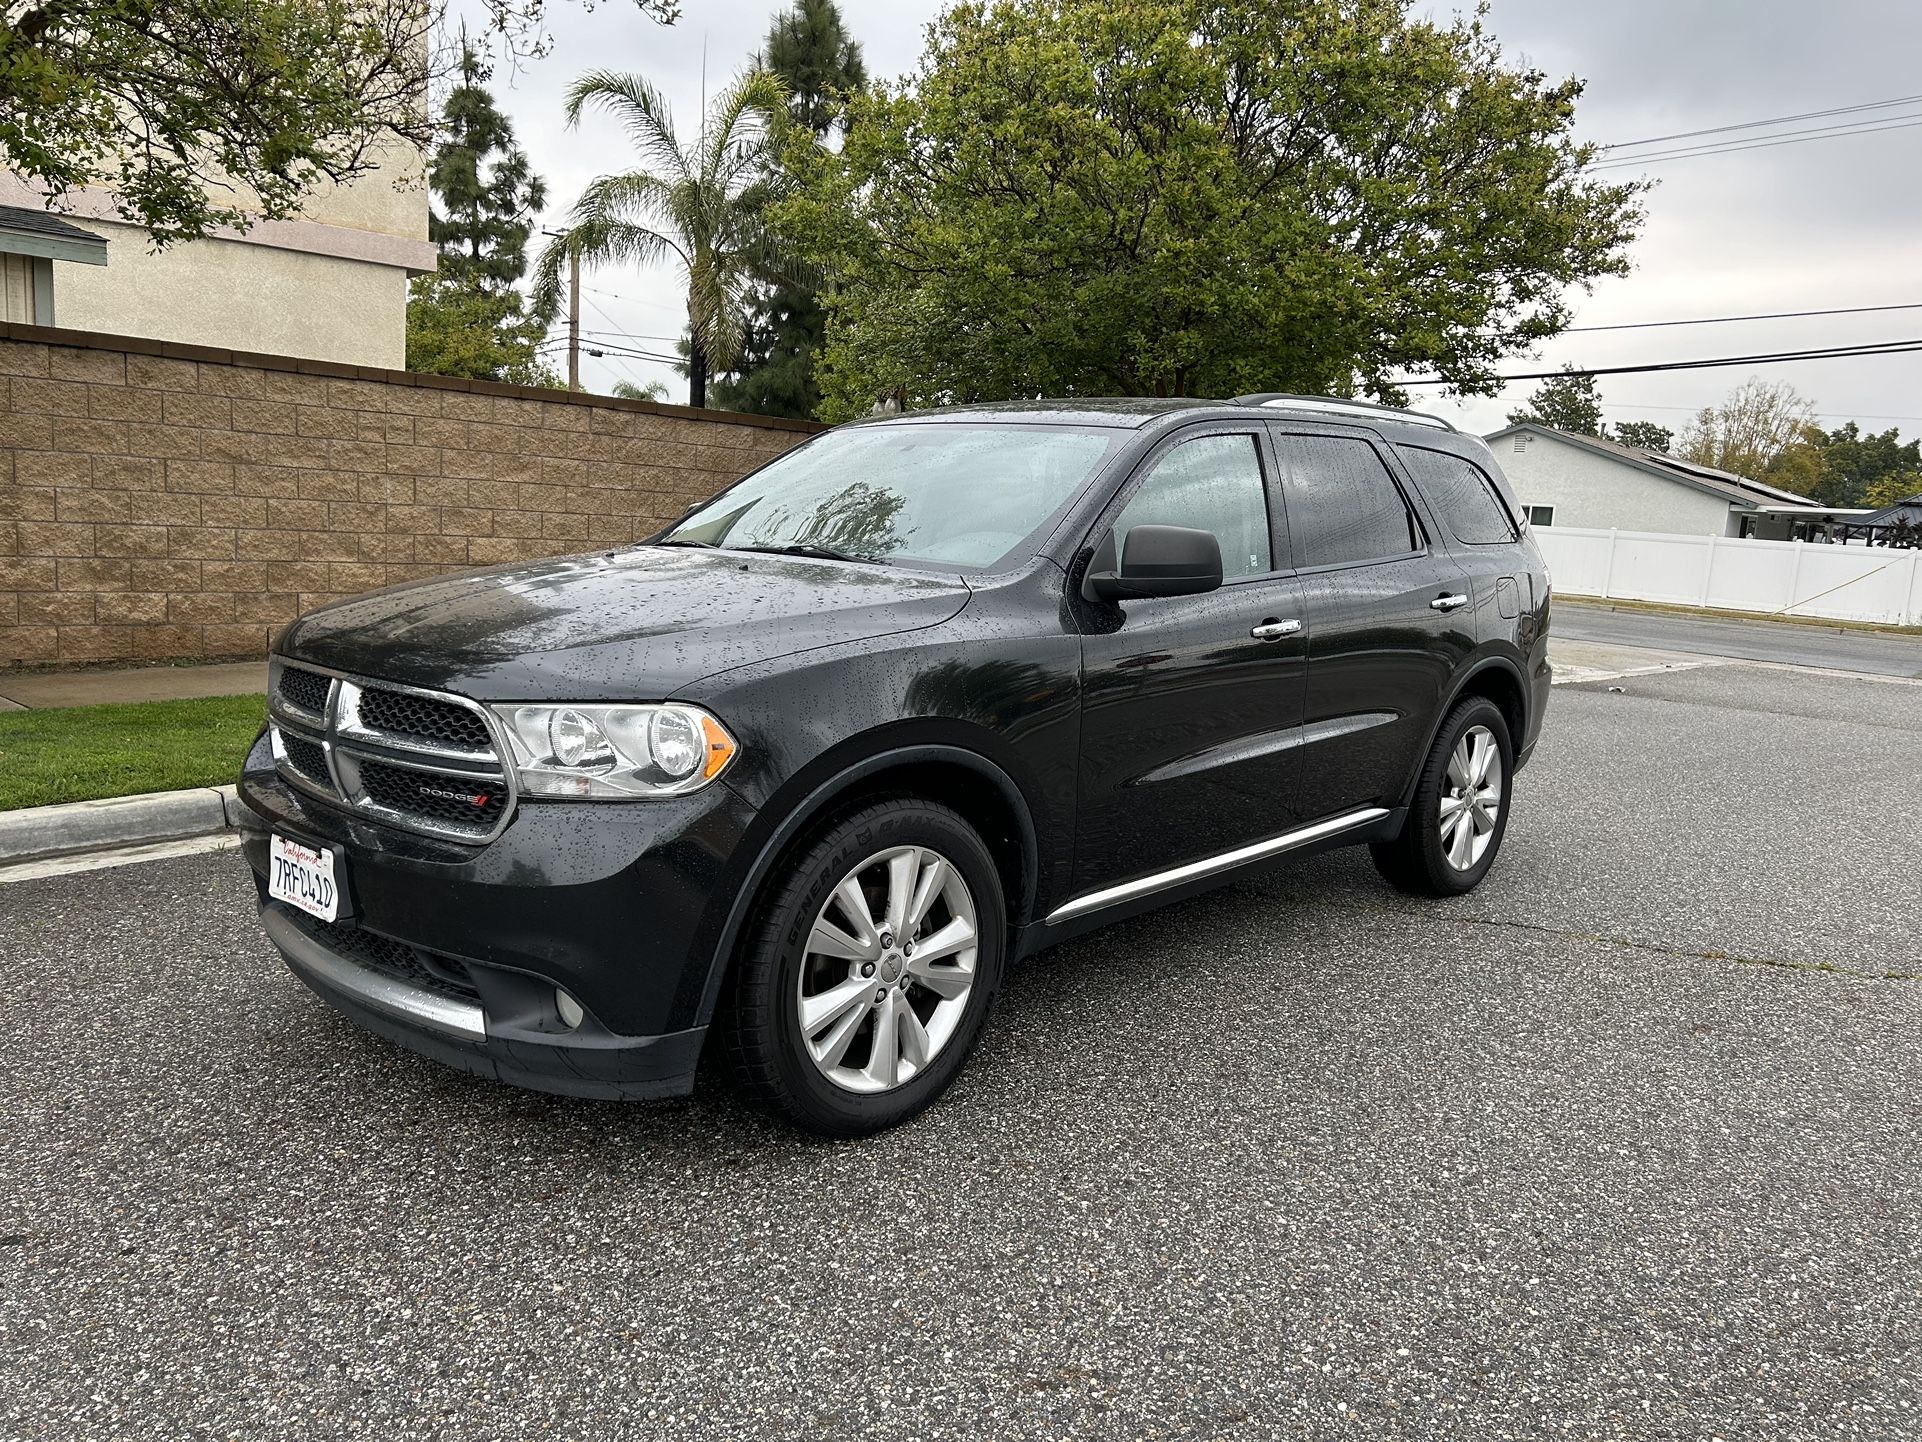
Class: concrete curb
0,785,242,863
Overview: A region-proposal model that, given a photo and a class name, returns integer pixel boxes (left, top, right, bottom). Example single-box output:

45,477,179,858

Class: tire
720,797,1006,1137
1370,696,1513,897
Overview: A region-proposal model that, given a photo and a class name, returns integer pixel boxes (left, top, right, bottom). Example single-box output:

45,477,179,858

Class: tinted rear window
1396,446,1518,546
1274,435,1420,568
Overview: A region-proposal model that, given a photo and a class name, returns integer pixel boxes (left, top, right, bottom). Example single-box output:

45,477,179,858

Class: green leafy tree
429,42,546,289
1610,421,1673,453
776,0,1644,420
405,274,557,385
709,0,867,418
1801,422,1922,508
1863,475,1921,511
1506,369,1604,435
0,0,679,245
535,69,789,409
612,378,670,400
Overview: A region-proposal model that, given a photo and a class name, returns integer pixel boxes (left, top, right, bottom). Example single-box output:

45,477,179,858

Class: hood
278,547,972,701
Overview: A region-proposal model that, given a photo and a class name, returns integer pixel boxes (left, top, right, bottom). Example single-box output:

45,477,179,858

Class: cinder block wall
0,323,822,668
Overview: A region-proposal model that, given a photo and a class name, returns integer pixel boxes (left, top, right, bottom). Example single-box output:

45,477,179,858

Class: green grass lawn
0,694,266,811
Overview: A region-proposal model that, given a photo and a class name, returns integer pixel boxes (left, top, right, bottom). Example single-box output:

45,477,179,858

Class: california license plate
268,834,339,922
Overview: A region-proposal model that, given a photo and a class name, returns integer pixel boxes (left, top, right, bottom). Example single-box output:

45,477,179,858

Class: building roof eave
0,203,109,266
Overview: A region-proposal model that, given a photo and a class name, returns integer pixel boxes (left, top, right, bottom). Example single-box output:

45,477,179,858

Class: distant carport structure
1834,494,1922,547
0,204,108,325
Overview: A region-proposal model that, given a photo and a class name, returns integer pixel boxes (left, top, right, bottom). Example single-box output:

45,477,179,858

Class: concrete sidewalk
0,660,266,710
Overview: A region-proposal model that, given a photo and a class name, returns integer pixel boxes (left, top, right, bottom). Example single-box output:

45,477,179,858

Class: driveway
3,662,1920,1440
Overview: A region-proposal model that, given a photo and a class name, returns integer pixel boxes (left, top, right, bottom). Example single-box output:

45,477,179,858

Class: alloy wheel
794,845,979,1094
1439,724,1503,871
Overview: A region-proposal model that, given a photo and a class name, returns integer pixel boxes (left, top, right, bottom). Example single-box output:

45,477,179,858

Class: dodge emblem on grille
420,784,490,807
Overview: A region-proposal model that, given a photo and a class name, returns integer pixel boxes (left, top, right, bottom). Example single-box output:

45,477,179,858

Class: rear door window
1395,446,1518,546
1273,434,1421,569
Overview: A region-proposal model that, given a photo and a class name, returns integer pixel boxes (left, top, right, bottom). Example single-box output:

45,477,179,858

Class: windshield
656,423,1121,571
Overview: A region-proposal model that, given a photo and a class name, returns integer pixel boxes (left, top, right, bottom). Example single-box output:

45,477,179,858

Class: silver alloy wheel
1439,724,1503,871
795,845,979,1095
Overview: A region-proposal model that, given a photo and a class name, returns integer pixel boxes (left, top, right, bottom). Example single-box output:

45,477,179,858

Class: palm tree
534,69,787,409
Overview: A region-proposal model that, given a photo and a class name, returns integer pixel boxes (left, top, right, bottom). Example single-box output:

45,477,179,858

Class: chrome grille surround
266,658,518,844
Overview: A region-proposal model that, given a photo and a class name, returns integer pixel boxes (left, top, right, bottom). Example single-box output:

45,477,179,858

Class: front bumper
262,904,705,1099
238,732,760,1099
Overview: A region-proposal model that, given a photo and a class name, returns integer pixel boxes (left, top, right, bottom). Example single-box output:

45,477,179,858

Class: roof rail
1233,393,1456,432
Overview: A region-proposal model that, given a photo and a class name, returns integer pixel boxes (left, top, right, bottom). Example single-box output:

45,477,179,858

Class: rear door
1268,427,1474,821
1072,424,1310,892
1393,442,1533,646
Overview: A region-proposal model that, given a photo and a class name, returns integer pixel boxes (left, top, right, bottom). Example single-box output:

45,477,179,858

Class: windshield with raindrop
656,423,1121,571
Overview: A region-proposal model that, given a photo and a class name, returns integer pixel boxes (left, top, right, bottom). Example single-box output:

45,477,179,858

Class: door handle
1430,593,1470,612
1250,619,1301,641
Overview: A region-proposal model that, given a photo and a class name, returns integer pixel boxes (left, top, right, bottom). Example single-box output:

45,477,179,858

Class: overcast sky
462,0,1922,437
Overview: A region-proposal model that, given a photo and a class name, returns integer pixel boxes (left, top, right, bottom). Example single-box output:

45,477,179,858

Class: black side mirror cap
1086,524,1224,602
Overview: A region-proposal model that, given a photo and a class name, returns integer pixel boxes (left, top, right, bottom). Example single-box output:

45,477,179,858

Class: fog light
556,989,585,1028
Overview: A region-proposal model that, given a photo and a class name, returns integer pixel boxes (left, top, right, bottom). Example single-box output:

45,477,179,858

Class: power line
1588,115,1922,170
583,284,684,314
1565,301,1922,333
571,327,686,343
536,335,682,366
1599,93,1922,151
1603,400,1922,425
1395,337,1922,388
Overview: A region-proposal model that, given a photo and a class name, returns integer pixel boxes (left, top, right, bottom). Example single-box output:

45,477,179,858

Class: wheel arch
691,742,1041,1029
1398,653,1530,809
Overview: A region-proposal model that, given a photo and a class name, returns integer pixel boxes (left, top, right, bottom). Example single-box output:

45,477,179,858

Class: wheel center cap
879,951,904,984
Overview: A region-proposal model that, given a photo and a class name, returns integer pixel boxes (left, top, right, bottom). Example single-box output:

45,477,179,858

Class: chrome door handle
1430,593,1470,612
1250,619,1301,641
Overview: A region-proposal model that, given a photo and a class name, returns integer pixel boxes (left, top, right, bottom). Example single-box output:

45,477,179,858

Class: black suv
240,395,1549,1135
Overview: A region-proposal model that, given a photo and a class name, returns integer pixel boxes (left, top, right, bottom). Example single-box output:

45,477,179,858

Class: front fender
688,741,1042,1029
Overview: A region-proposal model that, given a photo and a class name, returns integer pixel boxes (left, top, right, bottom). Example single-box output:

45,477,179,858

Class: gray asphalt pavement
1554,598,1922,678
4,664,1921,1440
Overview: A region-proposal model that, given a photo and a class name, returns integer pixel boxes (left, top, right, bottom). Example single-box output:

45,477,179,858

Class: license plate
268,834,340,922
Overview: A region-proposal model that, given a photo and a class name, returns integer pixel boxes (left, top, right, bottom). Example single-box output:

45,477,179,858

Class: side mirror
1086,524,1224,603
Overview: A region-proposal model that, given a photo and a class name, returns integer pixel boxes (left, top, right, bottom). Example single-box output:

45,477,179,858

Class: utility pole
566,246,581,392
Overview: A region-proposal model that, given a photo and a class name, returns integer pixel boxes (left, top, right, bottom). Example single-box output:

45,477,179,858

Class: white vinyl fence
1533,526,1922,626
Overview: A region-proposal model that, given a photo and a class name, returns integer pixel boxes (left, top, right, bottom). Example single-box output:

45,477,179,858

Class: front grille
266,662,515,843
279,730,332,789
358,688,492,752
301,915,481,1003
359,760,508,829
278,666,331,716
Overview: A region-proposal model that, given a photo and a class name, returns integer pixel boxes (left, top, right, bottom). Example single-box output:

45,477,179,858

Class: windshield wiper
651,537,717,548
732,543,886,565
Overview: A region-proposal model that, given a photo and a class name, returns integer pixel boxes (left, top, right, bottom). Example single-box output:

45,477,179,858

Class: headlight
489,703,737,798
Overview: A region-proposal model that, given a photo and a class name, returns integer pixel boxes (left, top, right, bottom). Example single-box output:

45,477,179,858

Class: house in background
0,149,434,368
0,205,108,323
1835,493,1922,546
1486,423,1866,541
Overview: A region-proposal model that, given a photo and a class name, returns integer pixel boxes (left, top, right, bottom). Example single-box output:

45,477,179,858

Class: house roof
1484,422,1823,512
0,204,108,266
1840,494,1922,529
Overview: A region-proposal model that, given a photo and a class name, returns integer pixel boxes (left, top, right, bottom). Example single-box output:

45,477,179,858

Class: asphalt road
1554,598,1922,678
4,664,1921,1441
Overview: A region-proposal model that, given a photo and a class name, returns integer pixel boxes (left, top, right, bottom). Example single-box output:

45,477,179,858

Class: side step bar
1044,807,1390,924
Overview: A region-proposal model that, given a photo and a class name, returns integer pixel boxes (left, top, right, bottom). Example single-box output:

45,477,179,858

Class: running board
1044,807,1390,924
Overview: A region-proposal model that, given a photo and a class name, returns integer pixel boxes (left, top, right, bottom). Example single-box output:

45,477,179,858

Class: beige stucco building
0,146,433,368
